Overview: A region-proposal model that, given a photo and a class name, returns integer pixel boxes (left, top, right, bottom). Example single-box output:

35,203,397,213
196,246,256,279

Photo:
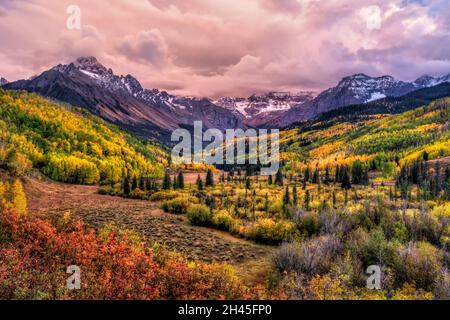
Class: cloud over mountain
0,0,449,97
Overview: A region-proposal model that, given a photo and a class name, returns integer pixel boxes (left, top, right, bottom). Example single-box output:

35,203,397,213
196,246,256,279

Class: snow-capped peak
414,74,450,88
0,77,8,86
215,91,315,124
330,73,413,103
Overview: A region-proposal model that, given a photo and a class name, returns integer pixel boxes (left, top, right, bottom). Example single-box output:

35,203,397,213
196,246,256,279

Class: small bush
433,269,450,300
272,241,303,274
273,236,343,276
162,197,189,214
293,210,319,237
396,242,442,292
212,210,238,232
250,218,297,244
98,185,113,195
187,204,212,226
403,208,441,246
150,191,178,201
346,227,400,269
130,188,148,200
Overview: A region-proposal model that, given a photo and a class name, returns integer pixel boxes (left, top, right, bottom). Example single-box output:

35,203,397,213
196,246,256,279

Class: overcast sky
0,0,449,97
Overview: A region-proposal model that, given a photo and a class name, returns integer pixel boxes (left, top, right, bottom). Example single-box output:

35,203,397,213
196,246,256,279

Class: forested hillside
0,89,166,184
1,89,450,300
281,98,450,176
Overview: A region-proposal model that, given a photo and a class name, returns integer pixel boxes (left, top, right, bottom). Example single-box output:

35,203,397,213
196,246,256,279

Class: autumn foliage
0,210,259,300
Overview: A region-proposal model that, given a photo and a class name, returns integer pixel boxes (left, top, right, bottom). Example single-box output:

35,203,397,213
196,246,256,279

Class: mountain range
2,56,450,143
267,73,450,127
214,91,316,127
2,57,244,143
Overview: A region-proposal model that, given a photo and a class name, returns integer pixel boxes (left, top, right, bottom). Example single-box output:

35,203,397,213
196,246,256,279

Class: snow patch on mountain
80,69,101,80
216,92,316,120
366,92,386,103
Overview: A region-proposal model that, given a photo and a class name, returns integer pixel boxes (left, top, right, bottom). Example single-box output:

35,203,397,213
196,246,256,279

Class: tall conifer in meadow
275,168,283,186
206,169,214,187
162,170,171,190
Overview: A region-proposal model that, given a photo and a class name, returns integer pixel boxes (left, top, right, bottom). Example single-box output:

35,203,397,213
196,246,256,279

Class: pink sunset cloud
0,0,449,98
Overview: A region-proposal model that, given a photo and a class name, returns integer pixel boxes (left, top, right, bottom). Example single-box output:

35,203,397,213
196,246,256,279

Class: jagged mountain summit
4,57,245,142
414,74,450,88
268,72,450,127
0,77,8,86
215,91,316,127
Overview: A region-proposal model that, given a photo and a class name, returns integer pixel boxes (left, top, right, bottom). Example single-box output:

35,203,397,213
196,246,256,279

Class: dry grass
23,176,274,271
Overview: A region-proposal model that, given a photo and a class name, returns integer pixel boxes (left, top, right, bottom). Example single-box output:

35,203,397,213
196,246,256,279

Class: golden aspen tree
11,180,27,214
0,181,7,211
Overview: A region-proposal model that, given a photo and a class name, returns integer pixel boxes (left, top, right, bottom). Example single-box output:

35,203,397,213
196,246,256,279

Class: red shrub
0,210,256,300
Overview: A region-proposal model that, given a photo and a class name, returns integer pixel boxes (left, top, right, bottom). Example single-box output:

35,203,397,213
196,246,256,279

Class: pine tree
283,185,291,218
235,195,241,216
244,188,248,216
332,190,337,208
434,161,441,194
312,166,319,184
177,171,185,189
252,190,256,221
196,175,203,191
162,170,171,190
341,167,352,190
145,177,151,192
264,193,269,215
131,176,138,190
275,168,284,186
423,151,429,161
362,171,370,186
351,160,364,185
172,175,177,189
370,159,377,171
246,177,251,189
123,176,131,196
445,167,450,200
139,176,145,191
335,165,341,183
304,189,310,211
304,166,311,183
153,181,159,192
445,167,450,183
206,169,214,187
302,173,307,190
324,165,330,185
